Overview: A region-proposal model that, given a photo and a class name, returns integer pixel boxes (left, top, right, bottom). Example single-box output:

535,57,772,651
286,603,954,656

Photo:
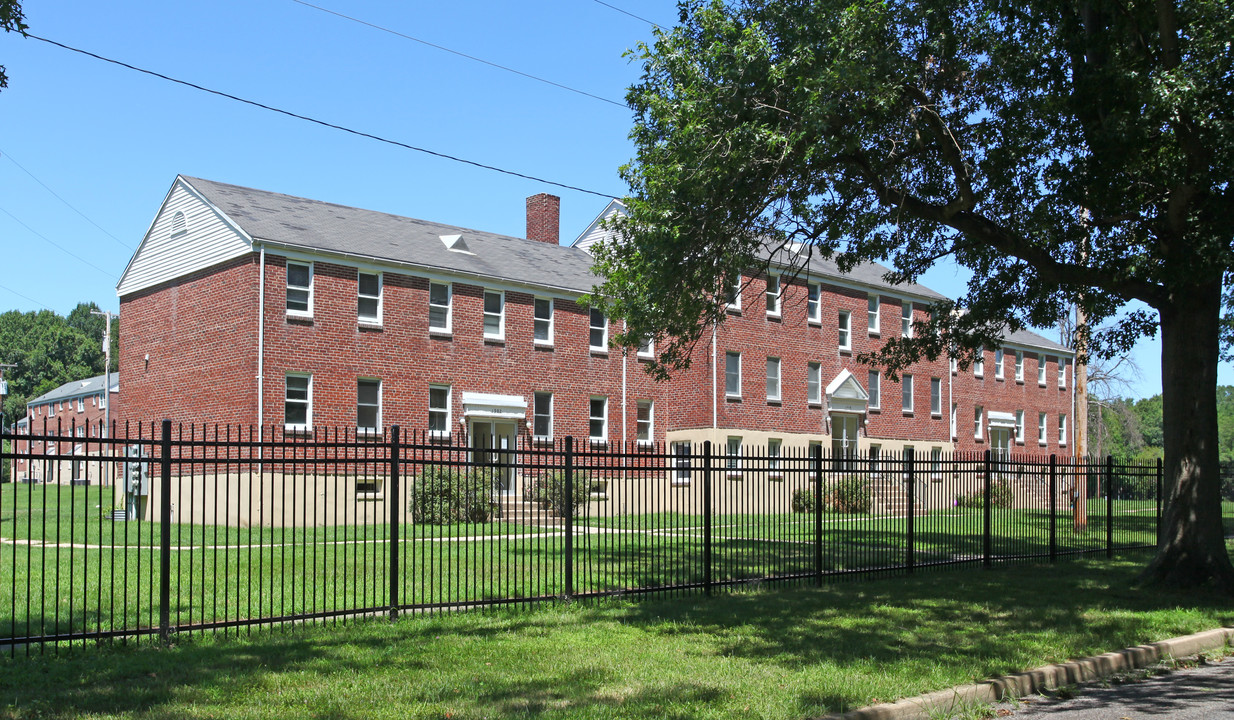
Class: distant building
13,374,118,483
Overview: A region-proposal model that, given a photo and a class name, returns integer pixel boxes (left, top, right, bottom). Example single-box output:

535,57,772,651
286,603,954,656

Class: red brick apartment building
115,176,1073,467
11,374,118,482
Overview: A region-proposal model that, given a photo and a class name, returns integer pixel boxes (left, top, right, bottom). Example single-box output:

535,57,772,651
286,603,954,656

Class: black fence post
159,419,172,645
702,440,713,597
1048,455,1058,563
983,449,992,568
812,444,823,586
905,447,915,575
1155,458,1163,547
388,425,400,620
1106,455,1115,558
564,436,574,600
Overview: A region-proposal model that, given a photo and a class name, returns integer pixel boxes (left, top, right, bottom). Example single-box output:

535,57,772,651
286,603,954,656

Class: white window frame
1014,350,1024,382
637,335,654,359
930,447,943,479
589,308,608,352
867,294,880,334
76,397,84,413
974,347,985,378
1038,356,1048,386
765,274,781,317
974,405,984,440
483,290,505,341
901,374,914,413
726,436,743,477
725,351,742,398
767,438,783,477
357,378,381,434
428,282,452,334
950,402,958,439
672,441,692,485
1059,359,1067,389
766,357,781,402
589,396,608,442
533,391,553,440
807,283,821,323
1059,414,1068,445
930,377,941,416
995,348,1005,380
286,262,313,317
726,275,742,312
428,384,451,438
838,310,852,351
901,301,913,338
285,373,312,431
868,370,881,410
533,297,554,346
357,271,382,325
807,362,821,405
1038,412,1048,445
1015,410,1025,443
636,400,653,445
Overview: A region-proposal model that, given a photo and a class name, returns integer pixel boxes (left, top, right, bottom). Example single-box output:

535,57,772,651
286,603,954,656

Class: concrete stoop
821,627,1234,720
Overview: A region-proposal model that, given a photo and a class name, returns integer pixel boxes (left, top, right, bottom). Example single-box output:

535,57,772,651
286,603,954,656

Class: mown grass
3,551,1233,720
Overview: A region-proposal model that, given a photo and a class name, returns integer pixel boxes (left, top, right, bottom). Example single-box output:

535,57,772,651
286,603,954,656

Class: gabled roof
1002,327,1071,354
28,374,118,406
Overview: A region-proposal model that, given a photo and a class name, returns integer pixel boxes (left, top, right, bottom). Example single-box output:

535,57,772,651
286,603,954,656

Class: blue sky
0,0,1228,399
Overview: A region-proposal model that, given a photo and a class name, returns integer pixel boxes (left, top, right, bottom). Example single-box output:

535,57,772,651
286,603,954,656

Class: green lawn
2,552,1232,720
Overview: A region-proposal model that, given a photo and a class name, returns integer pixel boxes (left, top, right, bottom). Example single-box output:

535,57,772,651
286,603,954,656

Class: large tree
1,0,26,91
592,0,1234,589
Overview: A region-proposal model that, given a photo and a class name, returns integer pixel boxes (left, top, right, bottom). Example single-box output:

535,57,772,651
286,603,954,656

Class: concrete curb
822,627,1234,720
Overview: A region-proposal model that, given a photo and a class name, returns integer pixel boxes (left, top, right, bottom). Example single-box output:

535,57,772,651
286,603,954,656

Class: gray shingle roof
1004,326,1070,353
29,374,118,406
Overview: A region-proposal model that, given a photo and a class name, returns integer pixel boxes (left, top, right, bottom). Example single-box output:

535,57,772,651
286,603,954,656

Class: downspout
257,246,265,430
947,349,954,447
711,325,717,432
621,321,628,443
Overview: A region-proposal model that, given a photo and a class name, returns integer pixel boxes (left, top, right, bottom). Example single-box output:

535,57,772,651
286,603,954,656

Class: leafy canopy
592,0,1234,377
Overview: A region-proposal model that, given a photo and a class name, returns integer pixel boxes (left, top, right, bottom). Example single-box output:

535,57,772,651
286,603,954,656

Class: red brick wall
951,348,1072,454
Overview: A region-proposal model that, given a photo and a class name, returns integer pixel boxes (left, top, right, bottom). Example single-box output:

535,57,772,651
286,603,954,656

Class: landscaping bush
790,486,815,513
954,479,1014,509
524,471,590,517
1114,475,1156,501
409,465,493,524
827,476,872,513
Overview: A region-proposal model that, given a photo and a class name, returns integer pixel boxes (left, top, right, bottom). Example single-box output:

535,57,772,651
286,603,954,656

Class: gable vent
170,211,187,237
440,234,472,254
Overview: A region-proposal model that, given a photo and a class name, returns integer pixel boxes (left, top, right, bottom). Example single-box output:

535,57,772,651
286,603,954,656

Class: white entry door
471,420,517,495
831,413,859,472
989,427,1012,474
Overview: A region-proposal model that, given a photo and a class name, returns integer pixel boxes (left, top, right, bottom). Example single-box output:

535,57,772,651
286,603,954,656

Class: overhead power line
0,148,133,250
0,204,119,279
0,282,55,312
27,34,619,200
591,0,665,28
291,0,627,108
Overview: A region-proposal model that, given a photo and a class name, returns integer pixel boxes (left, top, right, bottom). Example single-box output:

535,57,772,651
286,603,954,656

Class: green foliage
826,476,872,514
524,471,591,517
0,302,117,420
1,438,9,483
409,465,493,525
0,0,26,91
790,486,815,514
955,480,1013,509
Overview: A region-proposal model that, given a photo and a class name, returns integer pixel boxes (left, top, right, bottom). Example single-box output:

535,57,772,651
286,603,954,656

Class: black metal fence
0,418,1203,656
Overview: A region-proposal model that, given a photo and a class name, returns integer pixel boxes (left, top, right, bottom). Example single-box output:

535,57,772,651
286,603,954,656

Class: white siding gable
116,177,253,297
571,199,626,255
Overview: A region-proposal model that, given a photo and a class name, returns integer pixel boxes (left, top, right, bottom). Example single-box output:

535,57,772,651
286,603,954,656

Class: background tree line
1090,388,1234,464
0,302,119,422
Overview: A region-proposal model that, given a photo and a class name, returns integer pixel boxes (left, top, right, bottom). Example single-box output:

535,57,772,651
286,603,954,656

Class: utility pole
0,363,15,484
1073,303,1089,532
91,309,114,487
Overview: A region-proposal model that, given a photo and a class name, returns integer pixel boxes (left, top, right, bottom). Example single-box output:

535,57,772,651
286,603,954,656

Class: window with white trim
868,294,880,334
428,385,451,437
995,348,1005,380
589,308,607,351
357,379,380,433
725,351,741,398
589,396,608,441
1015,410,1024,443
533,392,553,439
930,446,943,479
930,377,941,416
807,362,821,405
77,398,84,413
672,441,692,484
868,370,881,410
902,374,914,413
766,357,781,402
726,436,742,476
1038,412,1048,445
974,405,984,440
286,262,312,315
838,311,851,351
1059,359,1067,389
726,275,742,311
1038,355,1048,386
765,275,780,316
483,290,504,340
974,347,985,377
637,335,654,358
1014,350,1024,382
1059,413,1068,445
533,298,553,345
358,272,381,325
285,374,311,430
901,301,913,338
636,400,653,444
767,438,783,476
428,282,452,333
950,402,958,439
807,283,821,323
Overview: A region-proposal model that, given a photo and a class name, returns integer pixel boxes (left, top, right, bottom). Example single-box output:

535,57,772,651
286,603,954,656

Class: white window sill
534,340,554,348
589,438,608,448
726,307,742,315
532,436,553,445
808,319,822,326
839,346,852,354
808,401,822,408
429,432,451,442
284,425,311,436
767,397,781,405
286,312,313,322
356,493,384,502
868,331,880,338
637,439,654,448
671,479,691,488
358,321,383,330
590,348,608,356
429,329,453,338
766,312,781,320
484,335,505,344
637,353,654,361
726,394,742,401
356,429,383,439
726,471,743,480
768,472,785,481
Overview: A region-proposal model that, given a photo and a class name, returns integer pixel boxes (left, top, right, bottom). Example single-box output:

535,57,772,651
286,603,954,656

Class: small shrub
1114,475,1155,501
955,479,1013,509
524,471,590,516
827,476,872,514
790,487,815,513
410,465,493,525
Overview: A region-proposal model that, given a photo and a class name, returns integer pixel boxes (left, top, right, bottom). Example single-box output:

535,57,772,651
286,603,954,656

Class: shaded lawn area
3,550,1233,720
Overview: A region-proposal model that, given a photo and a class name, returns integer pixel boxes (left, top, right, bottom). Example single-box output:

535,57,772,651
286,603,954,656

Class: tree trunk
1139,278,1234,591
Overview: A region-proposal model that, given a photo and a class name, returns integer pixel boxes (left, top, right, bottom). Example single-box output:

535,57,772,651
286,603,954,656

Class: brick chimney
526,193,560,245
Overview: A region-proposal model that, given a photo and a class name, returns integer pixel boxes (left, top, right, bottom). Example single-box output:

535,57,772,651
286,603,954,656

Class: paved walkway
1003,657,1234,719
